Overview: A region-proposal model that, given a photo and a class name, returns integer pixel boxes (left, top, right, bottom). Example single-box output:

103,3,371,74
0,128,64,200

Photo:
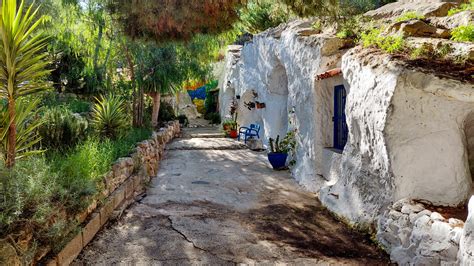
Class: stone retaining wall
43,121,181,265
377,197,474,265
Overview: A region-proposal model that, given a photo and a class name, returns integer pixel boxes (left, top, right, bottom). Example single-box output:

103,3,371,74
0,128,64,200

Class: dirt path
74,127,389,265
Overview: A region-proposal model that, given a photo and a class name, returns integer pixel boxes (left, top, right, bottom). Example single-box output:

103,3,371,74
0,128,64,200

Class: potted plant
256,101,266,109
268,131,296,170
222,119,234,131
227,99,239,138
229,121,238,138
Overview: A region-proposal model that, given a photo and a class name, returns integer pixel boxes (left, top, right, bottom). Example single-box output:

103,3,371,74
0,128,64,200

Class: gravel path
74,127,389,265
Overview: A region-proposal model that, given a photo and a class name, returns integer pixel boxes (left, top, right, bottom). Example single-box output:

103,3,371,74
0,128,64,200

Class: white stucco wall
321,48,474,226
220,20,348,192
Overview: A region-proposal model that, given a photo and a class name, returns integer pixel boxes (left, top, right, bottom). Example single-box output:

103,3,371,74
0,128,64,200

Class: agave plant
0,0,51,167
91,95,129,139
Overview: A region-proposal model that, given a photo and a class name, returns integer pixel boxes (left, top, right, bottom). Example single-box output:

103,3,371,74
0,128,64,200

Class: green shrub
91,95,129,139
204,112,221,124
0,157,69,247
360,28,406,53
41,92,91,113
410,44,432,59
239,0,289,34
177,114,189,126
158,101,176,122
395,11,425,22
38,107,89,150
66,99,91,113
451,24,474,42
448,0,474,16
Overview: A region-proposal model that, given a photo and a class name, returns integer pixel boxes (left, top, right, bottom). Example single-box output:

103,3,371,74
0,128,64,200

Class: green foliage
451,24,474,42
204,81,219,114
282,0,395,20
41,93,91,113
410,45,432,59
204,112,222,124
0,98,44,162
0,157,62,236
448,0,474,16
158,101,177,123
38,107,89,150
0,127,152,249
239,0,290,34
395,11,425,22
0,0,52,167
177,115,189,126
91,95,129,139
268,131,296,154
46,0,119,94
109,0,244,41
360,28,406,53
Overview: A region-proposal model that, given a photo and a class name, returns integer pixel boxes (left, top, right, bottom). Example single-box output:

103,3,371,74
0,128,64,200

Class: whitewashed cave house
218,17,474,263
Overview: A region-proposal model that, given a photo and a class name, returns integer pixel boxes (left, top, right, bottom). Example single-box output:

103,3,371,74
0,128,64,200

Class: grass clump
448,0,474,16
360,28,406,53
451,24,474,42
395,11,425,22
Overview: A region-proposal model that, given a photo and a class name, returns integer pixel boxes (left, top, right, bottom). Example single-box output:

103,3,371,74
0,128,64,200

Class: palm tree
0,0,50,168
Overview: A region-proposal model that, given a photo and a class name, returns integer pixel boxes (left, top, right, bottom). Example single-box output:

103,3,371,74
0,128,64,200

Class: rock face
219,20,348,192
389,19,451,38
459,196,474,265
320,48,473,225
365,0,461,19
377,199,465,265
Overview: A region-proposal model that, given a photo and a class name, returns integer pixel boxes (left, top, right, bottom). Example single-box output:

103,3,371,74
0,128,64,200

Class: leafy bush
38,107,89,150
177,114,189,126
448,0,474,16
204,81,218,114
451,24,474,42
0,157,69,250
41,92,92,113
204,112,221,124
395,11,425,22
0,127,152,253
360,28,406,53
91,95,129,139
158,101,176,122
239,0,289,34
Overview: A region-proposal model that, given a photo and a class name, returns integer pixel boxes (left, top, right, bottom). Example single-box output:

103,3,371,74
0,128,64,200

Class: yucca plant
0,98,44,163
0,0,51,168
91,95,128,139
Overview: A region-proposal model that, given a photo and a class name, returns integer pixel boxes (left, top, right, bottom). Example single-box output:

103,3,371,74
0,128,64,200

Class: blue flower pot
267,152,288,170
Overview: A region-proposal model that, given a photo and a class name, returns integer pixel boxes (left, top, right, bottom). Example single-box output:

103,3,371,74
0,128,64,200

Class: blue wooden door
333,85,348,150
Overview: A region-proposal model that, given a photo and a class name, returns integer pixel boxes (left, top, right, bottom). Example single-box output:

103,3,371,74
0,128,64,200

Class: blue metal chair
238,124,261,143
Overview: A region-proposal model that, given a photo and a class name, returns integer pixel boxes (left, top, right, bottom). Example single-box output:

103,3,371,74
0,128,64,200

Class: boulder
431,10,474,29
389,19,451,38
365,1,459,19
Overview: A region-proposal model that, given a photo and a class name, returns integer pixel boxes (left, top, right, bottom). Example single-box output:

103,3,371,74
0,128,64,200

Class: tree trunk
6,98,16,168
148,92,161,128
124,45,138,127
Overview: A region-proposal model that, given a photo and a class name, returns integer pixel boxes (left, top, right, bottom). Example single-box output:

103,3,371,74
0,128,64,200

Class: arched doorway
262,61,289,142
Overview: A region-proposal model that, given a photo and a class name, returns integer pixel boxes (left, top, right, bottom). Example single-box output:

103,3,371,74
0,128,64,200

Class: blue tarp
187,86,207,100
